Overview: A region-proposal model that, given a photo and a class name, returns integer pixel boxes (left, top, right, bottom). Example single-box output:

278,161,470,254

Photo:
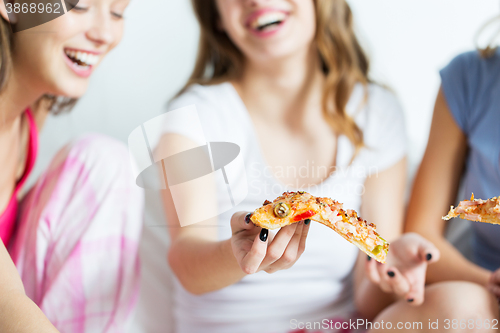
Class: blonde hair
186,0,370,154
475,14,500,58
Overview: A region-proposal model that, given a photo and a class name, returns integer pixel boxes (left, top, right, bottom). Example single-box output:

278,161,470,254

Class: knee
423,281,499,320
373,282,499,332
55,134,138,190
45,133,144,227
65,134,129,172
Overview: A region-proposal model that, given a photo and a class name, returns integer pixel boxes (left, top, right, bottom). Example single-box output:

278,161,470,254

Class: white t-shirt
162,82,406,333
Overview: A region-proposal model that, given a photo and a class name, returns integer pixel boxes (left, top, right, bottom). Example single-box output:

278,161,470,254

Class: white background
29,1,500,331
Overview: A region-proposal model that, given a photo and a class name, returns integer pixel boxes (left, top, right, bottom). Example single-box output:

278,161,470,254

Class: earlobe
0,0,16,24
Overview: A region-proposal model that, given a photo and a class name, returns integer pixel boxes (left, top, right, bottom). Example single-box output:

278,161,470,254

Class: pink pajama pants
9,134,144,333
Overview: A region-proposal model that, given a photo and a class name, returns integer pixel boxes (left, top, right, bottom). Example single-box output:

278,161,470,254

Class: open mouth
64,48,99,69
249,11,287,32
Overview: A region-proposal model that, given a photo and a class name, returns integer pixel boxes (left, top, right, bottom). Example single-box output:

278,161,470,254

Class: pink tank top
0,109,38,245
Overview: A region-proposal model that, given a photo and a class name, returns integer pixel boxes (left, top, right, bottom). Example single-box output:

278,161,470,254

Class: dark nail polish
387,271,395,278
407,298,414,303
304,219,311,225
426,253,432,261
245,213,252,224
259,228,268,242
367,255,371,261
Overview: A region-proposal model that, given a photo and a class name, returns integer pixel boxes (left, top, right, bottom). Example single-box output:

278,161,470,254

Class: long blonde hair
475,14,500,58
186,0,370,153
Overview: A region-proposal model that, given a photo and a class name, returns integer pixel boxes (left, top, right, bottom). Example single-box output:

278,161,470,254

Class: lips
63,48,101,78
246,9,289,36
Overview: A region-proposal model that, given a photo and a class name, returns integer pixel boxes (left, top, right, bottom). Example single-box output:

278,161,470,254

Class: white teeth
251,12,287,30
64,49,100,66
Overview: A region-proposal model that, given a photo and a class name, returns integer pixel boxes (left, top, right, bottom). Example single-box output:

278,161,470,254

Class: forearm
0,242,58,332
0,290,59,333
168,237,247,295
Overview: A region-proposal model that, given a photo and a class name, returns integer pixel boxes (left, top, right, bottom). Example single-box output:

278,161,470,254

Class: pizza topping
443,193,500,225
293,210,316,222
274,202,291,218
263,200,272,205
372,245,384,255
250,191,390,262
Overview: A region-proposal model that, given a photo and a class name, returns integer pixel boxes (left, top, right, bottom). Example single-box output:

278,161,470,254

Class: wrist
479,270,493,288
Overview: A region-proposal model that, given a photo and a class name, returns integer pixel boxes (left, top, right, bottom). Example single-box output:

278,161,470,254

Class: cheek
111,23,125,49
296,0,317,43
215,2,245,42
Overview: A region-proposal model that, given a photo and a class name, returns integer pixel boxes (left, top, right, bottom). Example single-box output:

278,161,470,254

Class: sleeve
362,85,407,174
439,51,478,135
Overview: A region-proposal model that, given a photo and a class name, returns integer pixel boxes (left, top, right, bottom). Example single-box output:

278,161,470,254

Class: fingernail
259,228,268,242
387,271,395,278
407,298,414,303
304,219,311,225
245,213,252,224
426,253,432,261
367,255,371,261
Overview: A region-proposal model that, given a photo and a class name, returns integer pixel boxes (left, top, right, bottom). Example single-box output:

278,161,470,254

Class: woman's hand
365,232,440,305
230,211,310,275
487,269,500,302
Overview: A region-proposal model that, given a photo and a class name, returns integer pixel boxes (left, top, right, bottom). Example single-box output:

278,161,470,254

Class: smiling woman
0,0,143,332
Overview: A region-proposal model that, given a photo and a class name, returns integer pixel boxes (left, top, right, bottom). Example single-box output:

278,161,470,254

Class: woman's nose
86,13,115,46
243,0,272,7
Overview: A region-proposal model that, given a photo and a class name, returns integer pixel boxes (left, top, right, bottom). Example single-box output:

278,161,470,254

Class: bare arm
0,241,59,333
159,133,246,294
405,87,491,287
354,157,407,319
159,133,310,295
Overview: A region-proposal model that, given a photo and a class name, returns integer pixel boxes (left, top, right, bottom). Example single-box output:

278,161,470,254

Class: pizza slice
443,193,500,225
250,191,389,263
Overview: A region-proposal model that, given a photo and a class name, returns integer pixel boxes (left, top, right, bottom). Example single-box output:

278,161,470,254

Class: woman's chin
51,81,89,99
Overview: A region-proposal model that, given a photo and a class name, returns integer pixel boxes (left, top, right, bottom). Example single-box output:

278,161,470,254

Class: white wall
29,1,499,331
348,0,499,174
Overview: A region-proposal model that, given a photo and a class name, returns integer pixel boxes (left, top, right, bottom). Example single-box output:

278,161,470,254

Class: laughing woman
157,1,493,332
0,0,142,332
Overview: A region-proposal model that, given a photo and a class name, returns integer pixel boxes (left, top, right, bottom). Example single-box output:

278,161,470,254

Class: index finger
231,211,258,235
491,269,500,285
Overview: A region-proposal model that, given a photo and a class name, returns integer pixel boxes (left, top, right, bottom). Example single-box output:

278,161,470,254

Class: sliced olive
274,202,290,218
372,245,383,255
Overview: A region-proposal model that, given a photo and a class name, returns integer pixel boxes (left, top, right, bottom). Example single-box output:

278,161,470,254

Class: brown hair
186,0,370,154
0,10,12,93
0,12,76,114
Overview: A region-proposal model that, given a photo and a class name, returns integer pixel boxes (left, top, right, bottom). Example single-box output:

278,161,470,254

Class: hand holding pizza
365,232,440,305
230,211,311,275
